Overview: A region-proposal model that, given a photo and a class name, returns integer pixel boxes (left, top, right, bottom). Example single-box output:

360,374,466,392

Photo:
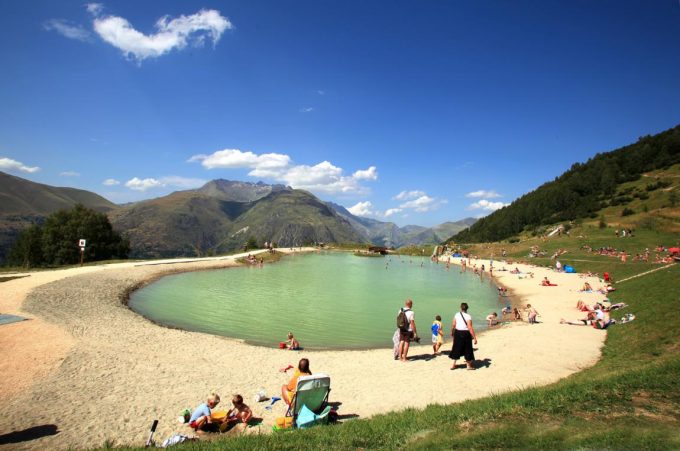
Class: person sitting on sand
510,267,521,274
189,393,223,432
513,307,522,321
281,358,312,405
501,304,512,315
576,300,594,312
541,277,557,287
226,394,252,426
526,304,539,324
580,282,593,292
486,312,499,326
286,332,300,350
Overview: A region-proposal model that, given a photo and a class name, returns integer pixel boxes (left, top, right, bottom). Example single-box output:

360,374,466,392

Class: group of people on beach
394,299,479,370
188,357,313,434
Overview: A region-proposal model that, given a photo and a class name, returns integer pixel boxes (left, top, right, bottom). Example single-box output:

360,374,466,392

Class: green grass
106,226,680,450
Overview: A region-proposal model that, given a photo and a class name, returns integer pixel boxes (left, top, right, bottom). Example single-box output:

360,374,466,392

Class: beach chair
285,373,331,428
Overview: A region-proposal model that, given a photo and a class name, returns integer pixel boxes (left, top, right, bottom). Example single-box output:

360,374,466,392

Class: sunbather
560,312,596,326
580,282,593,292
541,277,557,286
281,358,312,405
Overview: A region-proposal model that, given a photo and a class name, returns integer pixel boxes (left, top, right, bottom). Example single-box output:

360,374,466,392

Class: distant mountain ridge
326,202,476,247
108,180,364,258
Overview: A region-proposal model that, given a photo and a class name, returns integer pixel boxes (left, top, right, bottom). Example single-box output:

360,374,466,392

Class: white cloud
300,107,314,113
347,201,376,217
396,193,448,213
468,199,509,211
384,208,403,217
91,8,232,62
103,178,120,186
0,157,40,173
43,19,91,41
316,90,325,95
466,190,501,198
59,171,80,177
353,166,378,181
189,149,290,170
124,175,206,191
190,148,377,195
86,3,104,16
394,190,426,201
125,177,163,191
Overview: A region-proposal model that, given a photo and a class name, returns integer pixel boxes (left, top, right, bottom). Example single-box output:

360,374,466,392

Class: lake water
129,252,501,349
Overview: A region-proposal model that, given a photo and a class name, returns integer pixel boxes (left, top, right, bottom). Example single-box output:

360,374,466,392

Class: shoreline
0,250,606,449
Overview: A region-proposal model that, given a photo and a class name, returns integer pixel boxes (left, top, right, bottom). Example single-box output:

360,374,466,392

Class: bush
621,208,635,217
508,237,520,243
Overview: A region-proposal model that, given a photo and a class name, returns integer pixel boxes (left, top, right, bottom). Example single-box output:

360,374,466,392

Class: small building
368,246,388,255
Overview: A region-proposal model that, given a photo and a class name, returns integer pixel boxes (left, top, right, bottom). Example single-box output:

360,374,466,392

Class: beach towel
0,314,28,326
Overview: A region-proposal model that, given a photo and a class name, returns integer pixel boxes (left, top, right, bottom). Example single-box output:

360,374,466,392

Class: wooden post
80,248,84,266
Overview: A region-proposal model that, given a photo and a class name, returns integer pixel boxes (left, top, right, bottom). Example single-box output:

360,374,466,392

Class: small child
486,312,498,326
227,394,252,425
527,304,539,324
431,315,444,355
287,332,300,350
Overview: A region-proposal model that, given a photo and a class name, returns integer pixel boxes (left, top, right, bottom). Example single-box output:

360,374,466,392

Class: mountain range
0,174,474,261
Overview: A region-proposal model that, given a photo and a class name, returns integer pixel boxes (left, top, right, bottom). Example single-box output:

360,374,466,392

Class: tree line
7,204,129,268
450,124,680,243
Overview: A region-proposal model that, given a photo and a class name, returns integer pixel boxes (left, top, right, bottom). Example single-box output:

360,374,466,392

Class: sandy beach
0,251,606,449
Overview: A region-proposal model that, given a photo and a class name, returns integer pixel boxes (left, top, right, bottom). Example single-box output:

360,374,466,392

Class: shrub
598,216,607,229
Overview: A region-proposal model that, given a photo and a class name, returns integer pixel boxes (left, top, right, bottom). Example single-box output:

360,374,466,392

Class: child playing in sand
286,332,300,350
227,394,252,425
431,315,444,355
526,304,539,324
486,312,499,326
189,393,223,432
513,307,522,321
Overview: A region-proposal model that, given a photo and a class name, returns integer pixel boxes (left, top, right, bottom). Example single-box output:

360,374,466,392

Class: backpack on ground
397,308,410,332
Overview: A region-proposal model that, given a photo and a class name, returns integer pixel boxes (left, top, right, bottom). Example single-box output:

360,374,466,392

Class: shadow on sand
0,424,59,445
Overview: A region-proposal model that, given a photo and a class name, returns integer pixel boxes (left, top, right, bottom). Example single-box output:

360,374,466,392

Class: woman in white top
449,302,478,370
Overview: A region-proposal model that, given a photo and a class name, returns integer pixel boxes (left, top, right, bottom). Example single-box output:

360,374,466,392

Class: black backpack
397,308,410,332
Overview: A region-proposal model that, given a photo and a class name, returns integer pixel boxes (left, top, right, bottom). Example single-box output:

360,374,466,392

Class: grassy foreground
110,232,679,450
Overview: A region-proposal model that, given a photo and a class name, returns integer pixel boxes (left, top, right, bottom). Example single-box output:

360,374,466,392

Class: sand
0,251,606,449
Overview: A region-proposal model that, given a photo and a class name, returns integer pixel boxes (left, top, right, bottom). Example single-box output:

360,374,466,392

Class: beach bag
397,308,410,332
297,404,332,429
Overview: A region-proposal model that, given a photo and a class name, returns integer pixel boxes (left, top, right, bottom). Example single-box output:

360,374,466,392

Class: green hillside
0,171,118,262
451,124,680,243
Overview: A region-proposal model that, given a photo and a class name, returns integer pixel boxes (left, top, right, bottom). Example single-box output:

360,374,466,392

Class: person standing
397,299,418,362
449,302,478,370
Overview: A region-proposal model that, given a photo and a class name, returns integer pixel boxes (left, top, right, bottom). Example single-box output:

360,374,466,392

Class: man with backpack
396,299,418,362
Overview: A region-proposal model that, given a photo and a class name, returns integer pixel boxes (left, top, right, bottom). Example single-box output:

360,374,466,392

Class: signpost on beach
78,239,86,266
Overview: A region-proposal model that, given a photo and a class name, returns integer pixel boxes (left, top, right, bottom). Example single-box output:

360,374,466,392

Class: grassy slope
108,225,679,450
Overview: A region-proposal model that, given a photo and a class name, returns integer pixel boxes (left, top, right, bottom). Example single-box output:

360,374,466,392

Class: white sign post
78,239,86,266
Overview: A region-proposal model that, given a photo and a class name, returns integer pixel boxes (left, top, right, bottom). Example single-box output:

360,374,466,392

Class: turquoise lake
129,252,502,349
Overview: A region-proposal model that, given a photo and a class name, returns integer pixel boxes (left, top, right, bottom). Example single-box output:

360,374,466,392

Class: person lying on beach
486,312,499,326
510,267,521,274
281,358,312,405
541,277,557,286
189,393,223,432
580,282,593,292
560,312,596,326
226,394,252,425
286,332,300,350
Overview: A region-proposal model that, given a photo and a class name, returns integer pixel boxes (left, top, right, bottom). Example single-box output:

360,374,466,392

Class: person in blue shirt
189,393,221,432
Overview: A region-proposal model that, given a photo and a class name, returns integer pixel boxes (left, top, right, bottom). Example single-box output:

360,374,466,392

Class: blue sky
1,1,680,226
